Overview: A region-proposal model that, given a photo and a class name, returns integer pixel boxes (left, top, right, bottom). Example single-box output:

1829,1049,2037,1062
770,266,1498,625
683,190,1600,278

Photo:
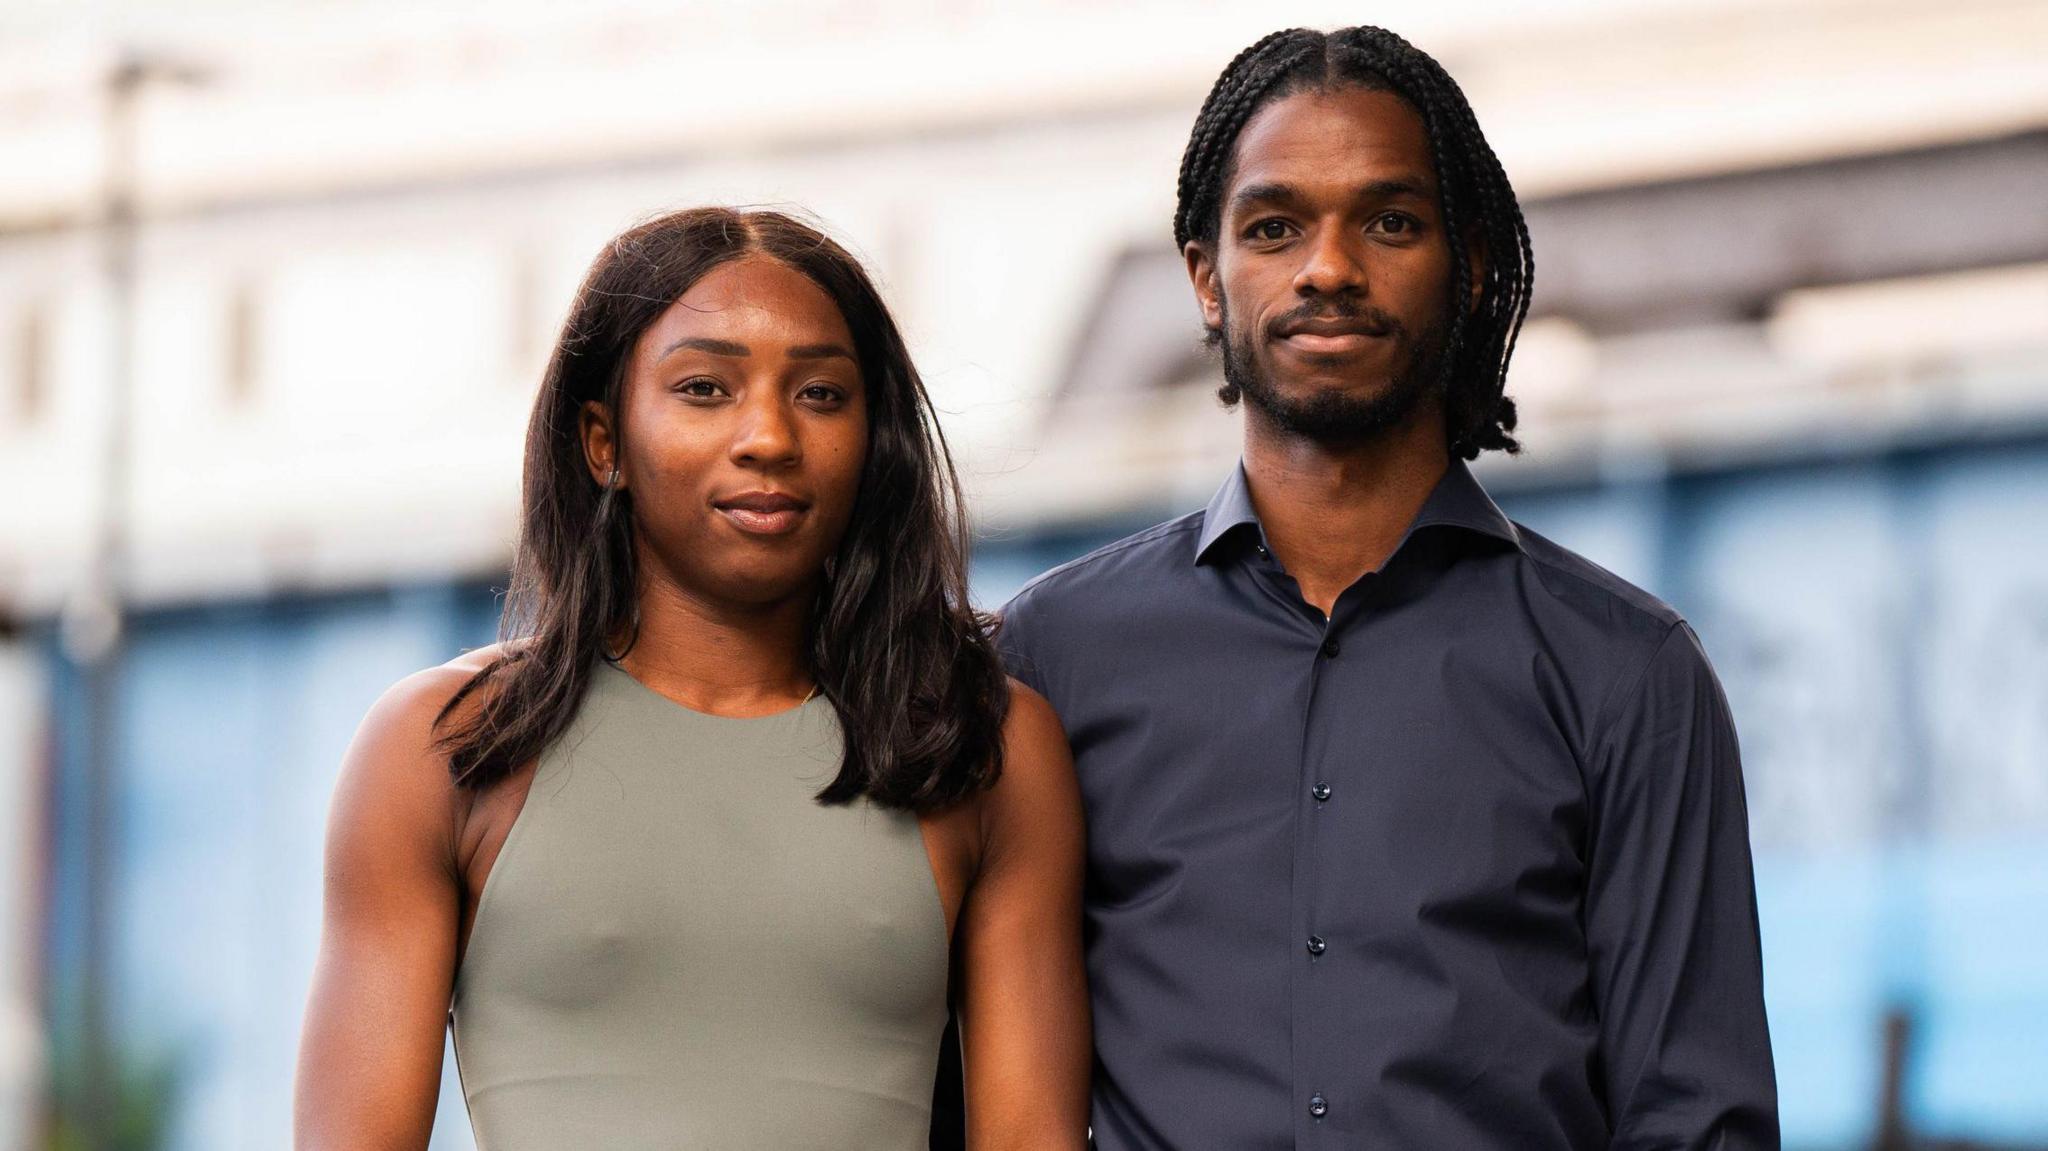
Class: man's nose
1292,226,1369,299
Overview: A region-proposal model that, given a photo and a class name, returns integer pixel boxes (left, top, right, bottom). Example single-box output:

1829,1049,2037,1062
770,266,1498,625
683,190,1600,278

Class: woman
294,208,1089,1148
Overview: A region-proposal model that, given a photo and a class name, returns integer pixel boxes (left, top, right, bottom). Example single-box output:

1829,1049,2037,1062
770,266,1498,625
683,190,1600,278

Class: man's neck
1241,403,1450,617
615,568,816,717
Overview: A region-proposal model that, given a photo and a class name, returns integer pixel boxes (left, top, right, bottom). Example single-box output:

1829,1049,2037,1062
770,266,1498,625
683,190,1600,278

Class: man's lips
712,491,811,535
1273,316,1395,355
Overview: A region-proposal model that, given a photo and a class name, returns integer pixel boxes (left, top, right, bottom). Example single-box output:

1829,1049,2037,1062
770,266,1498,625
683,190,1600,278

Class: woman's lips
712,493,810,536
718,506,805,534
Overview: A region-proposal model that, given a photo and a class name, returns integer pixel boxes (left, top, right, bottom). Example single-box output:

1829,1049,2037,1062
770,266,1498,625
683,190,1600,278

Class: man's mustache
1265,299,1407,341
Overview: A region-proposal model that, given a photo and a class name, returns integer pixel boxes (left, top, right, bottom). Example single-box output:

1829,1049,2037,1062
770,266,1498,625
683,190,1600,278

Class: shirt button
1309,1093,1328,1118
1320,636,1340,658
1306,935,1327,956
1311,782,1332,802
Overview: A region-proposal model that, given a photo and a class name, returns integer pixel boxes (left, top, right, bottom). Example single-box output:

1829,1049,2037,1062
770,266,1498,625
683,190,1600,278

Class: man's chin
1237,368,1433,445
1251,372,1399,415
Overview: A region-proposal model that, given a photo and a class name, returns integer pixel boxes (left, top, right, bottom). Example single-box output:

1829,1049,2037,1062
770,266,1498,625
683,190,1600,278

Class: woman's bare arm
955,681,1091,1149
294,666,473,1150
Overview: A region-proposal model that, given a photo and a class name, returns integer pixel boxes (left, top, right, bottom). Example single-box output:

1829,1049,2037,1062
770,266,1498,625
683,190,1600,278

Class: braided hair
1174,26,1532,459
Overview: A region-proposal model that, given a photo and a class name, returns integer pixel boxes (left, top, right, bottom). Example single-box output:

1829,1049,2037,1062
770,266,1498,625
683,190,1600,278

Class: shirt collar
1193,461,1264,562
1194,457,1522,567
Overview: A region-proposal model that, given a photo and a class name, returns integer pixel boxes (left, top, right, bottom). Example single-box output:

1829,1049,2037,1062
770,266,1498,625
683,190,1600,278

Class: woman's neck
614,574,816,718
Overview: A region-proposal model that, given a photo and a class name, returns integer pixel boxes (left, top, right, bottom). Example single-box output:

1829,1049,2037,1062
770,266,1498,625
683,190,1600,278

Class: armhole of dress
452,753,547,997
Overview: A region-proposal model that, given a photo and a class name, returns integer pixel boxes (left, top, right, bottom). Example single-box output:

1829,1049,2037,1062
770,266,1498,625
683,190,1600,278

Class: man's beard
1218,294,1447,446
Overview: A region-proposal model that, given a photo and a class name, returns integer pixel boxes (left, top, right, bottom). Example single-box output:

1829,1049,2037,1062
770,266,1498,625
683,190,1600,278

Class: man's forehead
1228,86,1436,196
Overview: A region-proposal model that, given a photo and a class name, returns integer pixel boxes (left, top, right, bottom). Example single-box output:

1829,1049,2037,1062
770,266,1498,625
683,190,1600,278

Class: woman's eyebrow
654,338,853,362
657,336,749,358
787,343,856,362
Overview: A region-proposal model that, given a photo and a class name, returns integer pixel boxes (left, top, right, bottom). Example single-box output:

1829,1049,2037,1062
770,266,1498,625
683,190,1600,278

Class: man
995,26,1778,1149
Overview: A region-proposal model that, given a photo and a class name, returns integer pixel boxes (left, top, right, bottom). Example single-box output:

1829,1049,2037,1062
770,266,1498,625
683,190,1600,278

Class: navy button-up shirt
998,461,1777,1150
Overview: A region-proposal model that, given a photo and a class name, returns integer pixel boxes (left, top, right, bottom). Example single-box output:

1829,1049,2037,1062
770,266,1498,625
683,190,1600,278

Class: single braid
1175,25,1535,459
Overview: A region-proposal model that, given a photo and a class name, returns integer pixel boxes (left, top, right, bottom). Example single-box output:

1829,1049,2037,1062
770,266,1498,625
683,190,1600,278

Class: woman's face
584,255,869,610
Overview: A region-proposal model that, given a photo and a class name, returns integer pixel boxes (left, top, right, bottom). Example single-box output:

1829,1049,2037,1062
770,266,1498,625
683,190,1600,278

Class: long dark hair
1173,26,1534,460
435,207,1008,812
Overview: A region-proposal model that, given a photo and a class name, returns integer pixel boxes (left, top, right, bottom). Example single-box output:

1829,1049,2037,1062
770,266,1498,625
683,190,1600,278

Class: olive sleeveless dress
450,660,951,1149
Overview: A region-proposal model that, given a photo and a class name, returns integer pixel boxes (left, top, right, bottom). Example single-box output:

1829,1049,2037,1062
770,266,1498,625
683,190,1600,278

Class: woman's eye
676,377,723,397
800,383,846,404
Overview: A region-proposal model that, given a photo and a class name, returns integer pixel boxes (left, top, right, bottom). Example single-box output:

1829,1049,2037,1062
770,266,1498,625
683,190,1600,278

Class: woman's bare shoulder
999,679,1069,771
326,643,517,853
360,642,511,753
980,679,1082,855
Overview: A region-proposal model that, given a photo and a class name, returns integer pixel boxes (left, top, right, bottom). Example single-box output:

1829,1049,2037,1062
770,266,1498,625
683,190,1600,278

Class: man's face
1187,85,1460,444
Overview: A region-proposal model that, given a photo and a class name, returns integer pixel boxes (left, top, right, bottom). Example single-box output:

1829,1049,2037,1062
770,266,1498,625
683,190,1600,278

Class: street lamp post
59,49,206,1151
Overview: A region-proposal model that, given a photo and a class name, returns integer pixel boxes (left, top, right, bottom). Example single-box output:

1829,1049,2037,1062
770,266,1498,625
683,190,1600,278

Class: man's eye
1375,213,1419,235
1250,219,1291,241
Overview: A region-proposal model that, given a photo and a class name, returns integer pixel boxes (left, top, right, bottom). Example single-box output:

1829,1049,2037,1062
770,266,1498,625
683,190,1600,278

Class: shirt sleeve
994,585,1052,698
1583,621,1780,1149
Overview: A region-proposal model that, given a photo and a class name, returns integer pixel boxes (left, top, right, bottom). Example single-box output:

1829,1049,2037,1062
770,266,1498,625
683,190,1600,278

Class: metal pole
60,51,203,1150
59,54,143,1151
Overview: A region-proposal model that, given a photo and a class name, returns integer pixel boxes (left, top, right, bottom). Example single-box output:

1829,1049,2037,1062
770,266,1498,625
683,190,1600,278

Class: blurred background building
0,0,2044,1147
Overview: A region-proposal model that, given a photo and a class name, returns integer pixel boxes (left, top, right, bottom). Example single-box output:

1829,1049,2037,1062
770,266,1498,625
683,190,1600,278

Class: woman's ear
580,400,624,490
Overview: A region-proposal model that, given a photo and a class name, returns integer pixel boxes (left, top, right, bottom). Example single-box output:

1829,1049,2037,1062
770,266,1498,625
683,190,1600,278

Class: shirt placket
1292,600,1350,1144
